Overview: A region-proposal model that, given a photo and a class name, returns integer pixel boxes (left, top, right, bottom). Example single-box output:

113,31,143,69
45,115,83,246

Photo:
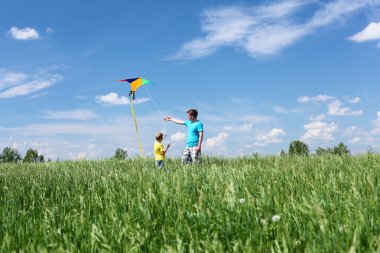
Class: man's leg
181,147,192,164
189,146,201,164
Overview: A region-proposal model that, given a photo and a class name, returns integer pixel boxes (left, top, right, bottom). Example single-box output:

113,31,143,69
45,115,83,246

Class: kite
117,77,155,156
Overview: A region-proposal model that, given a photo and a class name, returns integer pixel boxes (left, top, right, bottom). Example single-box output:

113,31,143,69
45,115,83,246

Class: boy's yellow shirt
154,141,165,160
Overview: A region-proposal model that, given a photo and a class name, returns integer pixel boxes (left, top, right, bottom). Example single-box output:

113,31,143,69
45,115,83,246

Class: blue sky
1,0,380,160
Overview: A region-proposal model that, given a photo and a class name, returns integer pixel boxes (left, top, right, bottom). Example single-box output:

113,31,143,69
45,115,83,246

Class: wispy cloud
9,27,40,40
169,0,379,60
371,111,380,134
0,69,27,90
41,109,98,120
327,100,363,116
348,22,380,45
241,114,274,123
0,69,62,99
46,28,54,34
349,97,361,104
273,105,300,113
223,123,253,132
297,94,335,103
96,92,149,105
309,114,325,121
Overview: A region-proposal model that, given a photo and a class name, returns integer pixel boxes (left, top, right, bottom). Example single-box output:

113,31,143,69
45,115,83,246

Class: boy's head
155,132,164,142
187,109,198,119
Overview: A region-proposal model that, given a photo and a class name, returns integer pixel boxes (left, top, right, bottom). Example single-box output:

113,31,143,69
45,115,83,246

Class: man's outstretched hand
163,116,171,121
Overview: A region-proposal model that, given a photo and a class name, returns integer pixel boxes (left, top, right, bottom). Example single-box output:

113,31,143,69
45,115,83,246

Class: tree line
281,140,350,156
0,141,353,163
0,147,45,163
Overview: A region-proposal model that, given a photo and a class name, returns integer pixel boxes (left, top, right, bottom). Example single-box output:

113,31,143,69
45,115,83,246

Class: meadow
1,155,380,252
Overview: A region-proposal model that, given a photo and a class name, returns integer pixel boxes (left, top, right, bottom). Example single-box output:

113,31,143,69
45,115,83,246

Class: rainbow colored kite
118,77,154,101
117,77,154,156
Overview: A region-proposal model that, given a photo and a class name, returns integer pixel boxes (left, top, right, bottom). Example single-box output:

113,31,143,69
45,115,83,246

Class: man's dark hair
187,109,198,118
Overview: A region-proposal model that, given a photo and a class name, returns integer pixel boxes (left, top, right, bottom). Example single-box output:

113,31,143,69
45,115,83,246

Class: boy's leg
189,146,201,164
181,147,192,164
155,160,164,168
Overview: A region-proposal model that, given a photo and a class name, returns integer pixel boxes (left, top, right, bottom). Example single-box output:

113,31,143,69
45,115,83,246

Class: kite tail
130,100,144,156
129,91,135,100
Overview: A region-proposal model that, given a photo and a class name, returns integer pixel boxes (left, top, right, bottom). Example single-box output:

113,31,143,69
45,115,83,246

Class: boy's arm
163,143,171,154
164,116,185,125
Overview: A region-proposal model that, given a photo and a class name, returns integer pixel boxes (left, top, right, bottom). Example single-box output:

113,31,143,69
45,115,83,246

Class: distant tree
288,140,309,156
367,146,375,155
316,143,350,156
39,155,45,162
316,147,333,156
333,142,350,156
251,152,260,158
23,148,40,163
0,147,22,163
280,149,286,156
114,148,128,160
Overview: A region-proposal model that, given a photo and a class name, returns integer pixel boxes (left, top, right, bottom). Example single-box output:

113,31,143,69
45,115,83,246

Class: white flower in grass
339,225,347,233
272,215,281,222
239,198,245,204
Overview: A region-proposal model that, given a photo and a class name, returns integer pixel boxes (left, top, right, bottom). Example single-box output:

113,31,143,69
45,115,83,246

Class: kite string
143,86,168,137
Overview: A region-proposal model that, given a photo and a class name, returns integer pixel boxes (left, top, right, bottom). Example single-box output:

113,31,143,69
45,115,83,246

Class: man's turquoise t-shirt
184,120,203,147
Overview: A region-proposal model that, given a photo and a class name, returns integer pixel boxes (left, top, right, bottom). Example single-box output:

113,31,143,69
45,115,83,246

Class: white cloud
9,27,40,40
205,132,229,148
96,92,149,105
0,71,62,99
297,94,335,103
170,0,380,60
170,132,186,142
41,109,98,120
301,121,338,142
348,22,380,42
328,100,363,116
349,97,361,104
253,128,286,146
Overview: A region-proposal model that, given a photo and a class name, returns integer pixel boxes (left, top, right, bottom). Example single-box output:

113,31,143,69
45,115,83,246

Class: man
164,109,203,164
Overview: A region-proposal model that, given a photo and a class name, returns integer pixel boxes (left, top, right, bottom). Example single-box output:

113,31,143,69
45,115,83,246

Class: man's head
155,132,164,142
187,109,198,120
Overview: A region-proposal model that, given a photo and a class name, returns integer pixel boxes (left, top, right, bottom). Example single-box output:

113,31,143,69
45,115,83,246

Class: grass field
1,155,380,252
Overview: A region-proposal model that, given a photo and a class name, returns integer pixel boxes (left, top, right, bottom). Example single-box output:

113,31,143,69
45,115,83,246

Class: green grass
1,155,380,252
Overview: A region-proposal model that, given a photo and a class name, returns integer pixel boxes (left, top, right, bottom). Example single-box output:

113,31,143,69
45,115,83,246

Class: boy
154,132,170,168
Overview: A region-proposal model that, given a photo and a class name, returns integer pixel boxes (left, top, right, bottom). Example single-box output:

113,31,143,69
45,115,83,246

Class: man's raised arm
164,116,185,125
